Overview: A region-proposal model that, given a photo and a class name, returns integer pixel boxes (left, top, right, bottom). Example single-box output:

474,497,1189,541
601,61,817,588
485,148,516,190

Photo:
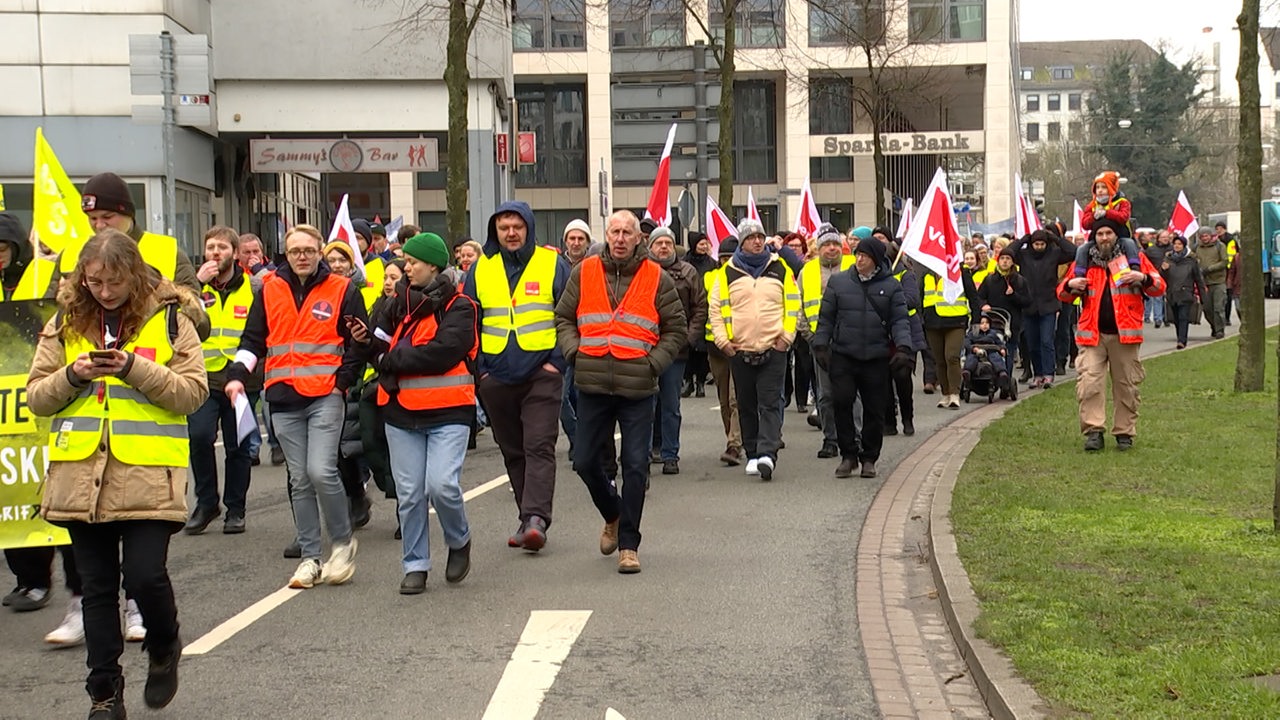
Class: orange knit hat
1092,171,1120,198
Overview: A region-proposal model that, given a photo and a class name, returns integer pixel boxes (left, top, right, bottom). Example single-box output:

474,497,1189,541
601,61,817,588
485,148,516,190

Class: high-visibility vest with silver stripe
201,273,255,372
576,256,662,359
799,256,854,332
50,307,188,467
922,273,969,317
262,273,348,397
472,246,558,355
718,259,800,337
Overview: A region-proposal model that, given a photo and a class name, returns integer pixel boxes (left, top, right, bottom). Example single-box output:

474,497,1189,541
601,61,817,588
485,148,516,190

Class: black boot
144,637,182,709
694,380,705,398
680,379,695,398
87,676,126,720
349,494,372,529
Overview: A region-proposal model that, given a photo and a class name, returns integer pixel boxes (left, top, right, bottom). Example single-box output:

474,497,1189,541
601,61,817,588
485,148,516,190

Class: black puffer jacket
555,245,687,399
977,268,1030,333
813,264,912,361
1009,230,1077,315
1162,250,1208,306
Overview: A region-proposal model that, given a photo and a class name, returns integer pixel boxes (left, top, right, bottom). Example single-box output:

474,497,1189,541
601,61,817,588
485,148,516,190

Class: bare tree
1235,0,1266,398
683,0,741,211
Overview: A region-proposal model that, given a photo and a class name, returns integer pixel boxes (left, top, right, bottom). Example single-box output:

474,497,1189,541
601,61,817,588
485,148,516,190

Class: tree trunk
1236,0,1265,392
445,0,472,245
716,6,736,213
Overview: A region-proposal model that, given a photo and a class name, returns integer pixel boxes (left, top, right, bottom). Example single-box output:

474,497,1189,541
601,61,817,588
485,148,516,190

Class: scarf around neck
734,247,772,278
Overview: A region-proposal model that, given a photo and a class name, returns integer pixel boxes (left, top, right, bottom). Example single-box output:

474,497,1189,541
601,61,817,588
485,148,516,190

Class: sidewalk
859,305,1278,719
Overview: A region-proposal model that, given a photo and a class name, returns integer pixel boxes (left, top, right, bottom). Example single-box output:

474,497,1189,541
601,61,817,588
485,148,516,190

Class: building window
1047,93,1060,111
1050,66,1074,80
734,80,777,182
515,83,587,187
809,77,854,181
1047,122,1060,141
1068,92,1081,111
1020,67,1033,81
732,205,778,233
531,209,590,246
1026,123,1039,142
908,0,985,43
1025,94,1039,112
817,204,854,230
416,211,472,242
513,0,585,51
1068,121,1082,140
711,0,785,49
808,1,885,46
609,0,684,47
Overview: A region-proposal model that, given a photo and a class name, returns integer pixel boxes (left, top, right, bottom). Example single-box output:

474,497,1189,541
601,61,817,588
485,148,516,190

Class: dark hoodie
462,201,571,384
0,213,32,299
813,239,913,361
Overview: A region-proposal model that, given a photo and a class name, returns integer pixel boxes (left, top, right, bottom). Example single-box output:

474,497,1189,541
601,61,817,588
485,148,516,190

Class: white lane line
184,471,513,657
482,610,593,720
605,709,627,719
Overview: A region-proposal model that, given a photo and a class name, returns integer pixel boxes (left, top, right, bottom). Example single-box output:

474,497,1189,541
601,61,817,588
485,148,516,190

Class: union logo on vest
310,300,334,322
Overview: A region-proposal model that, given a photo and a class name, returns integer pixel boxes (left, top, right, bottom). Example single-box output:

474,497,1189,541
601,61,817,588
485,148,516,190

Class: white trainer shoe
44,596,85,646
288,558,324,589
324,538,358,586
124,598,146,642
745,458,760,476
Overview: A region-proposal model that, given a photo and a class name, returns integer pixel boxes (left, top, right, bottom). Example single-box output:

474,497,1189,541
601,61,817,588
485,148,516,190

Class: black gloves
889,347,916,376
814,346,832,371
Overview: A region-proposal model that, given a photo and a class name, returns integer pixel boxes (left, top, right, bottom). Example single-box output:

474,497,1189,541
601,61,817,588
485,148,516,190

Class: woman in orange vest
371,233,477,594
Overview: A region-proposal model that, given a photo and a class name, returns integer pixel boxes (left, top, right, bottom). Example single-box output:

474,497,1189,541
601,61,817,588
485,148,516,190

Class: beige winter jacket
708,256,798,354
27,282,209,525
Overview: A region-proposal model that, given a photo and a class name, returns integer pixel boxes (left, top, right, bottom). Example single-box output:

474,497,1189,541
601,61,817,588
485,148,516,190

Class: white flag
328,194,366,275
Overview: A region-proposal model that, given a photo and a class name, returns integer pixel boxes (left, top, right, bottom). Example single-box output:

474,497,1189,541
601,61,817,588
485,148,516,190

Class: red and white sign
497,133,537,167
1168,190,1199,238
899,168,965,303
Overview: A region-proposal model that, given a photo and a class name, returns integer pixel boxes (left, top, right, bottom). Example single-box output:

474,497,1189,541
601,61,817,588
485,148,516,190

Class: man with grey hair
709,218,801,481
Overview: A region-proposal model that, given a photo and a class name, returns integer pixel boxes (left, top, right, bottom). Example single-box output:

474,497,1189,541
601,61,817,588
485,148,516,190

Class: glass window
1051,66,1075,80
1047,93,1060,111
610,0,684,47
1025,94,1039,112
908,0,984,43
808,1,885,46
734,80,777,182
1047,122,1060,141
1068,93,1081,111
710,0,785,49
817,204,854,231
1025,123,1039,142
529,209,590,247
515,84,588,187
731,205,778,234
513,0,585,51
1020,67,1033,81
809,77,854,181
1068,121,1082,140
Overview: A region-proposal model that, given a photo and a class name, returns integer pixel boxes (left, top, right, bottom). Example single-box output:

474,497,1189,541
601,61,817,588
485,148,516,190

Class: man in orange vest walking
224,224,369,589
1058,218,1166,452
554,210,687,573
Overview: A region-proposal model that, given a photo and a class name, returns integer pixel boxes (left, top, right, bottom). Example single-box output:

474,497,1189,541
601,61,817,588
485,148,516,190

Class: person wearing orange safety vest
1057,218,1165,453
223,224,368,590
554,210,687,574
370,232,477,594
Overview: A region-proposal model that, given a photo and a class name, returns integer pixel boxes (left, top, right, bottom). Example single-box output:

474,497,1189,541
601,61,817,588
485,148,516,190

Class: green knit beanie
402,232,450,269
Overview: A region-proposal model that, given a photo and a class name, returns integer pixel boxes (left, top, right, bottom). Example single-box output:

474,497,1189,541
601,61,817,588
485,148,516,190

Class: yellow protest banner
32,128,92,258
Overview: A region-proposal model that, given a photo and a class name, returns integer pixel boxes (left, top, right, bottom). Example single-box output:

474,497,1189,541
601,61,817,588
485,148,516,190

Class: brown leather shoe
599,519,619,555
719,446,742,466
834,458,857,478
618,549,641,574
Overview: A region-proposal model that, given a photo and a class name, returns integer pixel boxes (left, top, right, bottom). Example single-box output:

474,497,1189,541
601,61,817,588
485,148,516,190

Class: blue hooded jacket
462,201,571,384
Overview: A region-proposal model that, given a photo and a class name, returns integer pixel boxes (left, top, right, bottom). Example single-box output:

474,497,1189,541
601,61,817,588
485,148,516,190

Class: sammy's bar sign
249,138,440,173
813,131,985,157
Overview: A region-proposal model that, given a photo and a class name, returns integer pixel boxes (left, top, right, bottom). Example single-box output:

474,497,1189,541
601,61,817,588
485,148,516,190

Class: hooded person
812,227,913,480
0,213,33,300
462,201,572,551
1080,171,1132,235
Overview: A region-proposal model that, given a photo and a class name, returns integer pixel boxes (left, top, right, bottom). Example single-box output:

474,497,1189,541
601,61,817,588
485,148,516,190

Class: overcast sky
1019,2,1265,48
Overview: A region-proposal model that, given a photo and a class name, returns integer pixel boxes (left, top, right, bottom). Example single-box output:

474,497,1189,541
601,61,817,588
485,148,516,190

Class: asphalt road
1,299,1271,720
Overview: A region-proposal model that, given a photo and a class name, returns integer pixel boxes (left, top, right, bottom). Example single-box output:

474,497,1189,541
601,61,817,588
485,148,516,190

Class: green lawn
952,329,1280,719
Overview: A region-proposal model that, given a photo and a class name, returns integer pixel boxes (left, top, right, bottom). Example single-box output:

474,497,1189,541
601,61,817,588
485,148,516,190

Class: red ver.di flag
898,167,965,302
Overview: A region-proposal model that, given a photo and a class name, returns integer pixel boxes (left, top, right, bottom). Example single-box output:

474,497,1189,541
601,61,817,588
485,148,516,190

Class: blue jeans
560,364,578,455
1022,312,1057,378
272,394,351,560
386,423,471,574
188,392,253,516
651,359,686,461
1144,296,1165,324
575,392,652,551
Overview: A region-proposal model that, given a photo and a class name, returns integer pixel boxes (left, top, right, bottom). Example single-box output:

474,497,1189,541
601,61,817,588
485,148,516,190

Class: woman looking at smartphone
26,228,208,718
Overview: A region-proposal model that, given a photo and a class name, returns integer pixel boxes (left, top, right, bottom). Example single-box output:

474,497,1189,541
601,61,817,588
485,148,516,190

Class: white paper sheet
233,392,258,446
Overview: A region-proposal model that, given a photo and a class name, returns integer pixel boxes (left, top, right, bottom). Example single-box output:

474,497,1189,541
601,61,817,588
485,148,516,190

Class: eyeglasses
286,248,319,258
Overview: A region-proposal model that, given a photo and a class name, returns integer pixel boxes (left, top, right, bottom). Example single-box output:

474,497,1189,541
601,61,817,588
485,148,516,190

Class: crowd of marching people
0,168,1240,718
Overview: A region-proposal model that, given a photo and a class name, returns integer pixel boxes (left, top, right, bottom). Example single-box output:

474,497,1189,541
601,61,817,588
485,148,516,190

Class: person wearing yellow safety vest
705,237,743,466
1215,221,1239,327
874,226,925,436
797,227,854,460
26,229,208,719
462,201,571,552
919,262,982,410
352,219,386,311
555,210,687,573
184,226,262,537
223,224,369,589
709,217,800,482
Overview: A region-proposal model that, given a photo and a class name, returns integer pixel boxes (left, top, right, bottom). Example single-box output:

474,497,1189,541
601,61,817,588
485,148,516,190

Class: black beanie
81,173,134,215
1089,218,1129,242
718,237,739,257
855,233,888,267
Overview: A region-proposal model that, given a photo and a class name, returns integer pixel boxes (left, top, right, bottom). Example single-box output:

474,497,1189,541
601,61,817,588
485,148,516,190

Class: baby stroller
960,308,1018,403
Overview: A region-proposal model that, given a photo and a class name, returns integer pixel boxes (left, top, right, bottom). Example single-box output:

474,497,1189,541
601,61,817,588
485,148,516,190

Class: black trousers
788,338,814,407
884,350,915,427
574,392,652,551
4,545,80,593
67,520,180,698
831,353,891,462
730,350,787,460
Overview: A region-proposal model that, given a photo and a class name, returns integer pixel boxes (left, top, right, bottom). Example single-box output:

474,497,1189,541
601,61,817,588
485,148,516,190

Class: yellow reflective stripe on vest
51,308,188,467
473,247,558,354
202,276,255,372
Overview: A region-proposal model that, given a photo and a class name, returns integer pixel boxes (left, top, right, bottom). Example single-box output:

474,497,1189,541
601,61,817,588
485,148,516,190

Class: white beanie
562,218,592,243
737,217,766,239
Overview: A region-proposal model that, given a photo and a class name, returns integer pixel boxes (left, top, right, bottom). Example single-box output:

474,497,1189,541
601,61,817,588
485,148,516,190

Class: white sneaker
289,558,324,589
745,458,760,476
324,538,358,586
757,456,774,481
44,596,85,646
124,598,146,642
